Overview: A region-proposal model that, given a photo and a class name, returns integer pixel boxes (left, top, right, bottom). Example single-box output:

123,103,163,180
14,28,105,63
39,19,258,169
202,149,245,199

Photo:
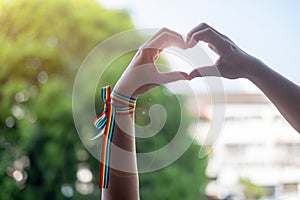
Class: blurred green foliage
0,0,207,199
136,90,208,200
240,179,268,199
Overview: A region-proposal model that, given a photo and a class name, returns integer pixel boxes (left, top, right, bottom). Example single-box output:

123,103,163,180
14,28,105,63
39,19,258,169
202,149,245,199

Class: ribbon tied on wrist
92,85,136,188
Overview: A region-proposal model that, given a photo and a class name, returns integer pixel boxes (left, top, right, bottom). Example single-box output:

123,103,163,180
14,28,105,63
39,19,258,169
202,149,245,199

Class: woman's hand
186,23,300,133
186,23,262,80
113,28,188,98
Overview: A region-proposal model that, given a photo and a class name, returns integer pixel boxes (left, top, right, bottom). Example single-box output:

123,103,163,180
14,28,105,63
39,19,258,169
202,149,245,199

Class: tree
0,0,208,199
136,90,208,200
0,0,133,199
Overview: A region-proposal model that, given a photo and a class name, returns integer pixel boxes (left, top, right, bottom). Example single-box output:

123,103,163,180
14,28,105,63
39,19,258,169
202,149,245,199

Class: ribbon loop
91,85,112,141
101,85,111,103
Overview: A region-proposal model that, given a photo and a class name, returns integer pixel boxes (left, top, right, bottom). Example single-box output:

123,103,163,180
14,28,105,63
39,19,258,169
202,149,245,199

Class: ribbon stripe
91,85,136,188
111,91,136,108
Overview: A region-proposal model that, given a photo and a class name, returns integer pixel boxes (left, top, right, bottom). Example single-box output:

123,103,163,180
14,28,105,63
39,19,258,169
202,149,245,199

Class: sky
98,0,300,92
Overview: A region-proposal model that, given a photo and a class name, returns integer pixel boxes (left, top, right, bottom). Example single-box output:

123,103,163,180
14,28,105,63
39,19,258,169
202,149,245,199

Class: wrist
247,62,270,88
243,57,266,81
113,84,138,99
111,90,137,115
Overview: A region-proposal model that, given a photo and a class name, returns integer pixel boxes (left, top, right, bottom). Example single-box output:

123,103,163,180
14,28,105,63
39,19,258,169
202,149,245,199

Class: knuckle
160,27,169,32
228,43,238,53
161,32,168,37
200,22,209,28
204,27,214,34
139,46,150,55
197,22,209,30
161,32,170,41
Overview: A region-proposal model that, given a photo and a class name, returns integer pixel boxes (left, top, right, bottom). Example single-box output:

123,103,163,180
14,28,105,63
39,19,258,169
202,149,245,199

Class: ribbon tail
99,105,115,188
91,111,107,141
90,130,105,141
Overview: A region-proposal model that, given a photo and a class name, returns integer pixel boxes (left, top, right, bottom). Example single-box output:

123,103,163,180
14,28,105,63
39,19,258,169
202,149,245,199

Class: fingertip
179,71,189,80
159,71,189,84
170,71,189,81
188,70,200,80
189,65,221,78
185,34,192,44
186,40,194,48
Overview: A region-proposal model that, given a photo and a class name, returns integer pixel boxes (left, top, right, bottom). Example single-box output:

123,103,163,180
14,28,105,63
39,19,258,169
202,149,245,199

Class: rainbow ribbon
92,86,115,188
92,86,136,188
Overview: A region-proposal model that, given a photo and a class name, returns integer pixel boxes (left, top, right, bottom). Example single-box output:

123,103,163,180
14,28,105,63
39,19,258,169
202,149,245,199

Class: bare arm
187,23,300,132
101,114,140,200
248,60,300,132
101,28,188,200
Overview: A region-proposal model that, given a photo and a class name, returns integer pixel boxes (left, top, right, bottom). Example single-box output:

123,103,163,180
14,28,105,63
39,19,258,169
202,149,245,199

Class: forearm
248,60,300,132
102,113,140,200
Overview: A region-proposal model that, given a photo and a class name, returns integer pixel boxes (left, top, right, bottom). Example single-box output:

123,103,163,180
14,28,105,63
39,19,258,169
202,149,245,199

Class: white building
187,93,300,200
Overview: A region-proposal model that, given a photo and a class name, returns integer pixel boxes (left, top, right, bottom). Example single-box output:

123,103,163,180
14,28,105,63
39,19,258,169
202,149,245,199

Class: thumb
158,71,188,84
188,65,222,80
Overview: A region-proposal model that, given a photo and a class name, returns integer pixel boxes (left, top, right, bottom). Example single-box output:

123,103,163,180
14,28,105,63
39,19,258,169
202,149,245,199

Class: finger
208,43,219,54
187,28,226,55
140,28,186,52
145,31,187,51
187,28,219,47
148,27,185,43
187,23,209,38
188,65,222,80
145,28,170,44
187,23,227,44
187,23,212,45
188,23,236,47
157,71,188,84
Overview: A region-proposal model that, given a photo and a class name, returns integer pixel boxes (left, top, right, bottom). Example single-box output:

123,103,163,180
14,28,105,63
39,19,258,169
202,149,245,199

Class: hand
113,28,188,98
186,23,262,80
